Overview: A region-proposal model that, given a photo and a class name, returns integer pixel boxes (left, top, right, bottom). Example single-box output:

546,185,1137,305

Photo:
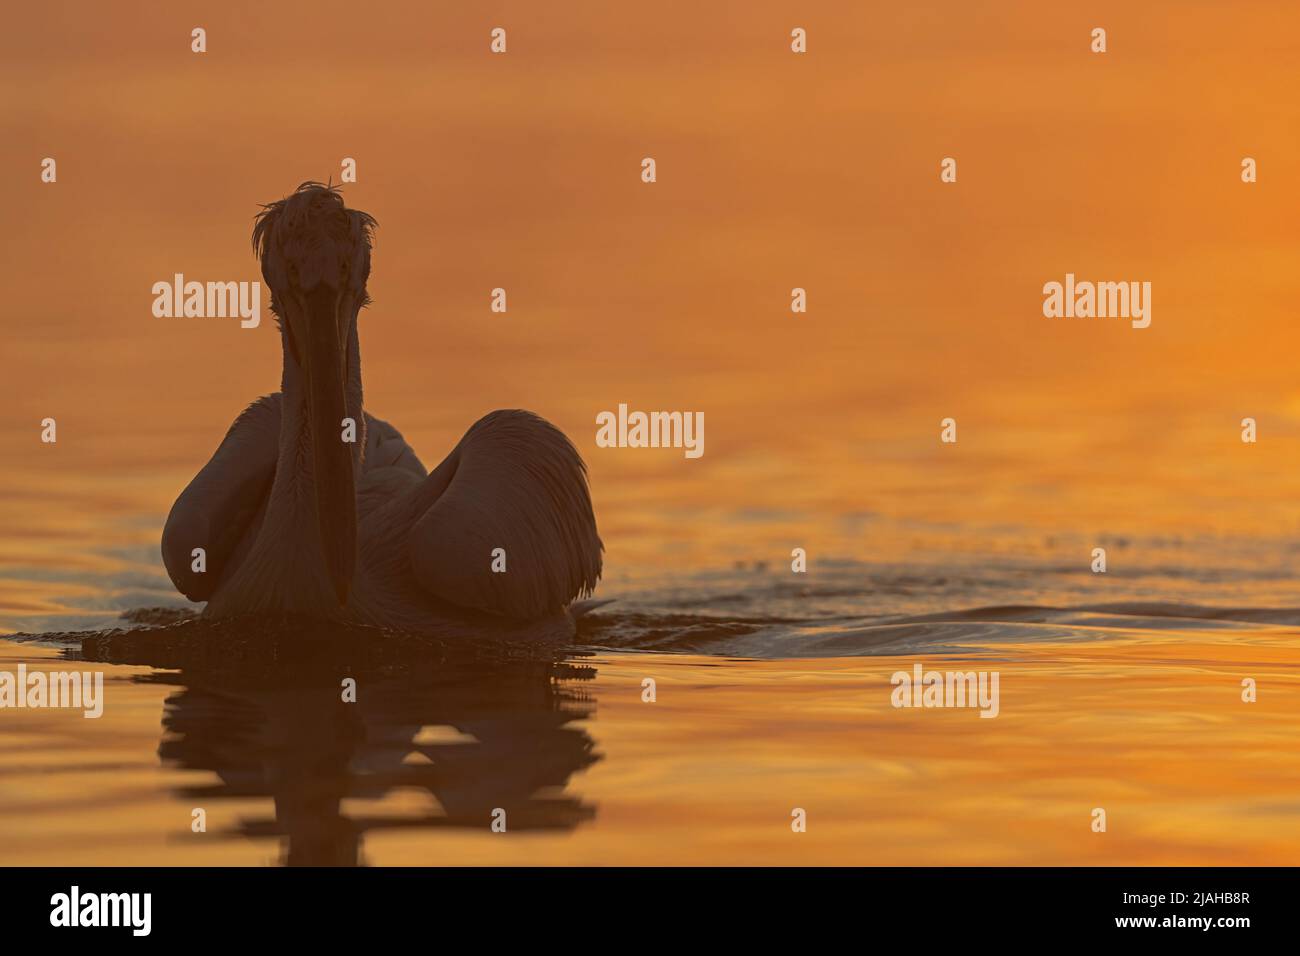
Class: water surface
3,555,1298,866
4,0,1300,866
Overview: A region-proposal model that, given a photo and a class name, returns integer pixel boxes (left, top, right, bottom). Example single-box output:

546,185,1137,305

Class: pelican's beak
301,285,357,607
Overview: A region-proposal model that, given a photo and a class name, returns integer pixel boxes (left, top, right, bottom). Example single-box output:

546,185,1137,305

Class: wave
578,601,1300,657
9,599,1298,665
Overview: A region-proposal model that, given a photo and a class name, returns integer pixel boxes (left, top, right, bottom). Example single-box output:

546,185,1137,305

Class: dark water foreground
2,591,1300,866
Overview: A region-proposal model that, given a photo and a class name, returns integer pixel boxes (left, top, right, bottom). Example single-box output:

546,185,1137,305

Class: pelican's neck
274,320,365,494
237,321,367,614
204,321,366,619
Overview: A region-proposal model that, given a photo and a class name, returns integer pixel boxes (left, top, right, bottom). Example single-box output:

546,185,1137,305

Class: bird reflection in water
82,619,600,866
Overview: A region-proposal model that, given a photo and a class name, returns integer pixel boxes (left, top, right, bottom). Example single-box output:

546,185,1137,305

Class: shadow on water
73,614,601,866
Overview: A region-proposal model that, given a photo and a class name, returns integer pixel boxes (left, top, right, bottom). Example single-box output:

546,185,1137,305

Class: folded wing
161,395,280,600
408,409,603,620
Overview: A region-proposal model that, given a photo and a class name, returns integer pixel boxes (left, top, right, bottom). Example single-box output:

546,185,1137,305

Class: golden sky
4,0,1300,576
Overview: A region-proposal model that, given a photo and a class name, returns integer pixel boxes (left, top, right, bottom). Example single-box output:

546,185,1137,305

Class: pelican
162,182,602,638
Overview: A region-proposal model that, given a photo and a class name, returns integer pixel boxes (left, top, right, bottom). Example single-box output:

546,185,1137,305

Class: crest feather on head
252,182,376,314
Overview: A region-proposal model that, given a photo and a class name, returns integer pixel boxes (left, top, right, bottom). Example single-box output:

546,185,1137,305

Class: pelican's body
162,184,602,637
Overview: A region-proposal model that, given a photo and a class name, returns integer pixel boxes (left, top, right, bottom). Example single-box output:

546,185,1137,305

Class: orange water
5,2,1300,604
3,0,1300,866
2,628,1297,866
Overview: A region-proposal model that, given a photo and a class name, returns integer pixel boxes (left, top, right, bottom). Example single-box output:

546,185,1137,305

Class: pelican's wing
161,394,280,601
357,413,427,518
362,413,426,477
407,409,603,620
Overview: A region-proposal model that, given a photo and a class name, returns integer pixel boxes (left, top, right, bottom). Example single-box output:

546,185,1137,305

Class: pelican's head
253,182,377,607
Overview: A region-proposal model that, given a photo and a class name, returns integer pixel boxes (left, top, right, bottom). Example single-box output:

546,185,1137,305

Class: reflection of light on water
410,725,478,746
4,633,1299,866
